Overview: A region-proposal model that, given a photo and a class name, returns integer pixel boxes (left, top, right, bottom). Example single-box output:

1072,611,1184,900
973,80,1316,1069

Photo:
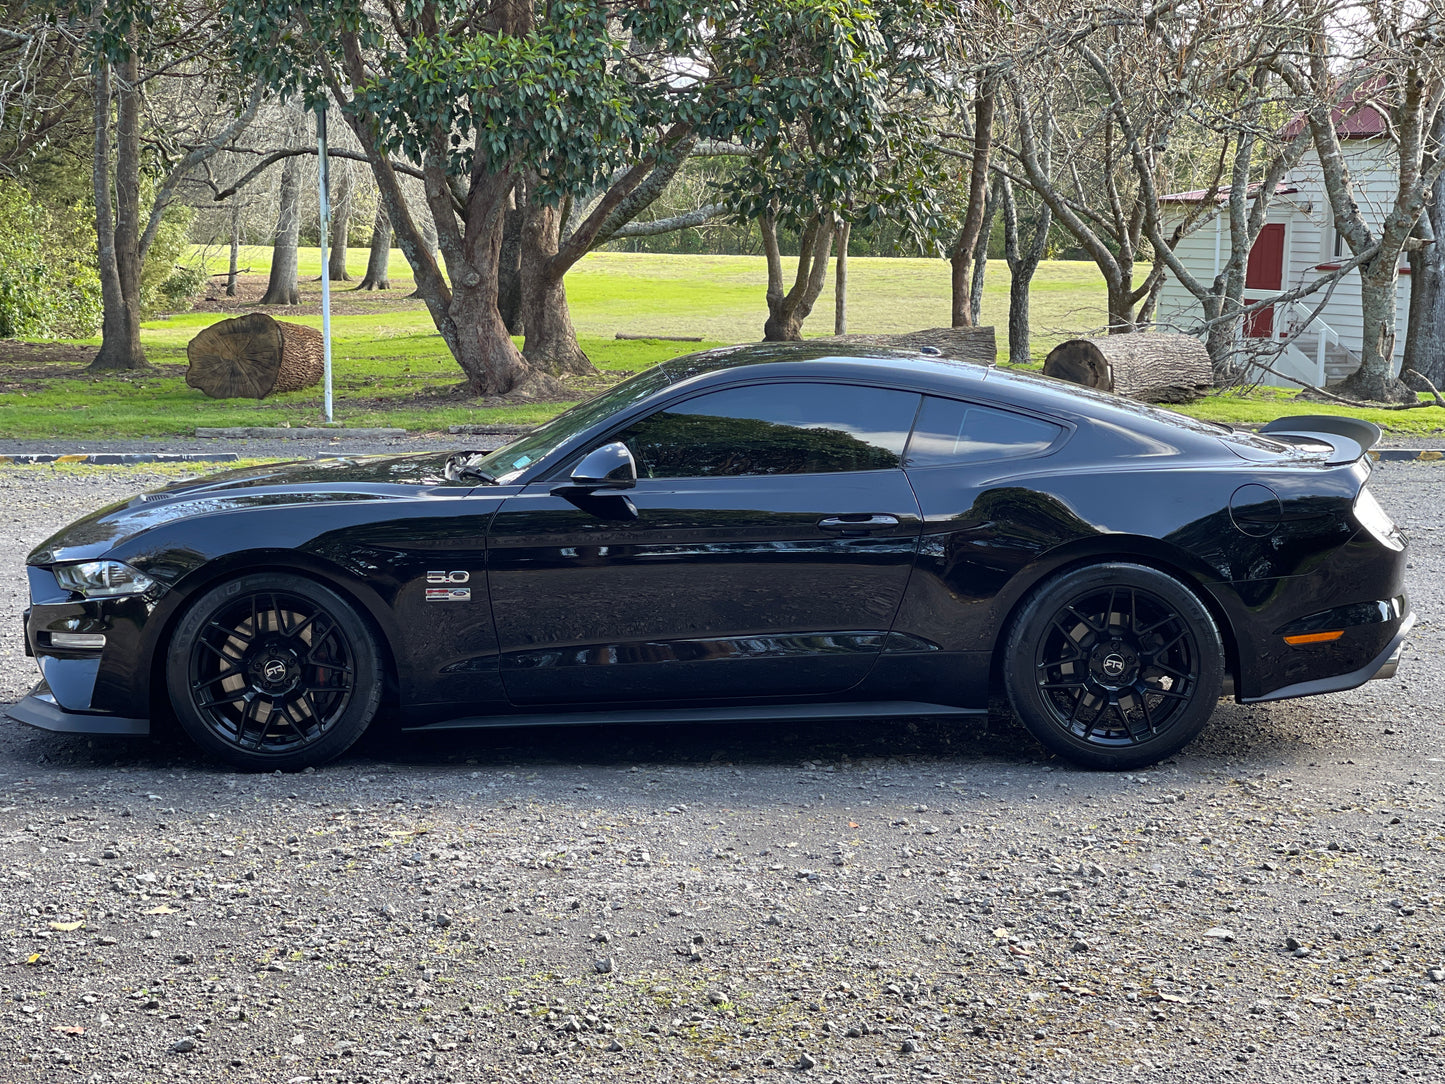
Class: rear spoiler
1259,415,1382,466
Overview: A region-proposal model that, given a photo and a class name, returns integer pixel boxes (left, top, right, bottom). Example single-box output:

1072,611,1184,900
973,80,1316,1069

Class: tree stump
820,326,996,364
1042,334,1213,403
185,313,326,399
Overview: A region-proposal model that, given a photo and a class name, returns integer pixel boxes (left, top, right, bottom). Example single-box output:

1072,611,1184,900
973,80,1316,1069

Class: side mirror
559,442,637,493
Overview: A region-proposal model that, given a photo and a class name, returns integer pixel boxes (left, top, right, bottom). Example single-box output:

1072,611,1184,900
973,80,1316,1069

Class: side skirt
401,700,984,732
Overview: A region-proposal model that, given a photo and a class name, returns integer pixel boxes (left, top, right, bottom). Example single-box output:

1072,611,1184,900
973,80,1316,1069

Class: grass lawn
1,247,1440,438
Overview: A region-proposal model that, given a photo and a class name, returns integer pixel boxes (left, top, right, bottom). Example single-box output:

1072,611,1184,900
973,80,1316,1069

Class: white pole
316,104,334,425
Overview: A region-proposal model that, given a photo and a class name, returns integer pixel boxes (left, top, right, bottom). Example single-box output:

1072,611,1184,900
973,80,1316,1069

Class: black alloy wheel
167,573,383,770
1003,563,1224,769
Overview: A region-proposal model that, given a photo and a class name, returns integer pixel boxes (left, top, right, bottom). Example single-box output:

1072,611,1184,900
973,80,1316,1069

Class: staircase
1321,338,1362,383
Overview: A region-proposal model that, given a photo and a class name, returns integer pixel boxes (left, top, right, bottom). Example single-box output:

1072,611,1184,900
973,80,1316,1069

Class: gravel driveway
0,460,1440,1082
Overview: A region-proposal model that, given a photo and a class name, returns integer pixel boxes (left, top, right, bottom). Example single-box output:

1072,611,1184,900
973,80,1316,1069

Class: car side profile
10,344,1412,770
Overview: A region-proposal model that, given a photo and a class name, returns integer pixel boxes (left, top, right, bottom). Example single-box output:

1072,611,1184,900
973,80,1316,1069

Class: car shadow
0,702,1046,778
0,698,1335,782
354,709,1043,771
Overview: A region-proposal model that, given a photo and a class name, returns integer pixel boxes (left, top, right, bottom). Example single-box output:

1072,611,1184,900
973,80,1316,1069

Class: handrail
1282,299,1362,386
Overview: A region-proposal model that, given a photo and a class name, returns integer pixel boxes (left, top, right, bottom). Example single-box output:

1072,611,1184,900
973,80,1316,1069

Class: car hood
28,453,478,565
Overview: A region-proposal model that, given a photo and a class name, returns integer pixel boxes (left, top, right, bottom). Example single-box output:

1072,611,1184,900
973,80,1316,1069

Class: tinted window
476,366,674,483
905,397,1062,467
617,383,920,478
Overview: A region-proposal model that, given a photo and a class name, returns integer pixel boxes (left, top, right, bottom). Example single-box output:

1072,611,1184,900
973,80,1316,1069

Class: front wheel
1002,563,1224,769
166,573,383,771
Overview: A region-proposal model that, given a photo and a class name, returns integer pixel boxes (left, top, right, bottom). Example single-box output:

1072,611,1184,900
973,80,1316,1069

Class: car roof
657,343,1233,451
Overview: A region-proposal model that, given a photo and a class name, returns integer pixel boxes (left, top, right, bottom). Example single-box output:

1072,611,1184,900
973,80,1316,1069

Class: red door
1244,223,1285,338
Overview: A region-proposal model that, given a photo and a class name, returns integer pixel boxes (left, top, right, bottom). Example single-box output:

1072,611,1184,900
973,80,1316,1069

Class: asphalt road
0,460,1440,1082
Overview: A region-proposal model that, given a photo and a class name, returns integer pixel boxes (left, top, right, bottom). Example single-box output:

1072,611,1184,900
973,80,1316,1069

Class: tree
225,1,955,392
1402,108,1445,389
79,1,263,369
1071,3,1316,380
327,156,353,281
1273,2,1445,402
356,205,391,291
721,2,956,340
257,104,304,306
997,5,1172,334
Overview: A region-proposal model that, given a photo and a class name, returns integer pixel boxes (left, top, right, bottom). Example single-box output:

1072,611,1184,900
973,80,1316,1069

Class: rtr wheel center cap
248,648,300,694
1089,641,1138,688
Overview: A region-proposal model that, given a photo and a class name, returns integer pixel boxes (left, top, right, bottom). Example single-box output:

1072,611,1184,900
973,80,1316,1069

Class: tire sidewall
166,572,383,771
1003,563,1224,770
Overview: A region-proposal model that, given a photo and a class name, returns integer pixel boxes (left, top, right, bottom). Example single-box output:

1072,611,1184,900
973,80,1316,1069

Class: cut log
185,313,325,399
1042,334,1213,403
819,326,996,364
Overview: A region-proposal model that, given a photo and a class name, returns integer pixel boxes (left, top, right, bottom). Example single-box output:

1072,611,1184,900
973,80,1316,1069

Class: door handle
818,514,901,535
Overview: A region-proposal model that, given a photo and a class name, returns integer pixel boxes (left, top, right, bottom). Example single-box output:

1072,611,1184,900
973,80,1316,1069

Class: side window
615,383,920,478
905,396,1062,467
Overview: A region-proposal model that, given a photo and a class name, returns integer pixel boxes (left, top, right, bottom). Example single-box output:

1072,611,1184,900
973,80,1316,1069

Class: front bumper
6,680,150,735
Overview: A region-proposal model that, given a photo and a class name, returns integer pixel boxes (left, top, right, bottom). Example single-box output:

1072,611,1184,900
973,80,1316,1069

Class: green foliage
0,179,102,339
715,0,958,251
139,203,201,317
224,1,955,213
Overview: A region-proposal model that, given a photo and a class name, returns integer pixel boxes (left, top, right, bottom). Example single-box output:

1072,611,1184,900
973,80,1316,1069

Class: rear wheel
166,573,383,770
1003,563,1224,769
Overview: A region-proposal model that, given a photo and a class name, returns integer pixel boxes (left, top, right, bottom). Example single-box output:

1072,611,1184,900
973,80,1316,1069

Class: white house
1154,95,1412,388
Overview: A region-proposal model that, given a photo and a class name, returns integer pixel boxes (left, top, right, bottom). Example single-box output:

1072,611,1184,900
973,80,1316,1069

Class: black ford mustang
10,345,1412,770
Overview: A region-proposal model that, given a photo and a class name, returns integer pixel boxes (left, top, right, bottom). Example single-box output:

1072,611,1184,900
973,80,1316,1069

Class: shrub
0,180,102,339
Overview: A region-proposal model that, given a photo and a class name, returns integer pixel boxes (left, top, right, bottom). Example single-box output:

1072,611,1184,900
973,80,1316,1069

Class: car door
486,381,925,705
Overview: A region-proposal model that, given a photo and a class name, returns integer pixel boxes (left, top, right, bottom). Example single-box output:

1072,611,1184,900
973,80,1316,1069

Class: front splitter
5,681,150,736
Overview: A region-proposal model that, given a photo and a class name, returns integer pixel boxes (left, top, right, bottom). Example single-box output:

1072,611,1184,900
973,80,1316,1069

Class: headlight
1353,487,1404,551
52,560,156,598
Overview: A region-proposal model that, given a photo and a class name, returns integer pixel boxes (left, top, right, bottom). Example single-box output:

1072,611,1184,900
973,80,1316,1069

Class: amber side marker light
1283,631,1344,645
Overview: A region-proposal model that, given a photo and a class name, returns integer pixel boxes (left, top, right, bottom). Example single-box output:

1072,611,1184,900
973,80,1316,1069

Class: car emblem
263,659,287,682
426,587,471,602
1102,654,1127,678
427,570,470,584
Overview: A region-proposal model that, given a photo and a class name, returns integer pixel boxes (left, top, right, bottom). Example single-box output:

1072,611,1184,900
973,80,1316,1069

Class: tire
166,573,383,771
1002,563,1224,770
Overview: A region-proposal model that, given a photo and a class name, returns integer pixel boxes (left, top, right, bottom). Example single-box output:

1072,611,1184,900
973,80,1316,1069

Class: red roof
1159,180,1300,205
1281,74,1390,140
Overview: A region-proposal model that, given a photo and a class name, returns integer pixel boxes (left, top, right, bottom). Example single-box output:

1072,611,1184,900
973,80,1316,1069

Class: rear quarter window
905,397,1064,467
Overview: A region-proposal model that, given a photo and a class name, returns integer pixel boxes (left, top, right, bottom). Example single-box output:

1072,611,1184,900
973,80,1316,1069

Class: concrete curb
193,427,407,439
1370,449,1445,462
0,453,240,466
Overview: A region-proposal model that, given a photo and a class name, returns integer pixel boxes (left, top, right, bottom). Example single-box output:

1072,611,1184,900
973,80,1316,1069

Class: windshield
469,366,675,484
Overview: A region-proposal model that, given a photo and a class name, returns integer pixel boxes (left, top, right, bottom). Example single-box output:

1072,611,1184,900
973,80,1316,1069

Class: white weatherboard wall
1155,135,1412,387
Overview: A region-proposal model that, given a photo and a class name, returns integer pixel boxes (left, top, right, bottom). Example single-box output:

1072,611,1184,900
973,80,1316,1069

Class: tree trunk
90,52,149,372
1402,114,1445,389
499,184,525,335
259,143,302,306
1106,279,1137,334
969,175,1000,326
1333,265,1413,402
355,205,391,290
762,211,835,341
334,18,558,398
834,221,851,335
327,160,352,281
519,196,593,375
226,195,241,297
950,83,997,328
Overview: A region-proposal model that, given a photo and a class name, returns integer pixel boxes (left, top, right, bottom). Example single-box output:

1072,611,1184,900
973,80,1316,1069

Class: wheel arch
144,549,403,721
987,535,1242,694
